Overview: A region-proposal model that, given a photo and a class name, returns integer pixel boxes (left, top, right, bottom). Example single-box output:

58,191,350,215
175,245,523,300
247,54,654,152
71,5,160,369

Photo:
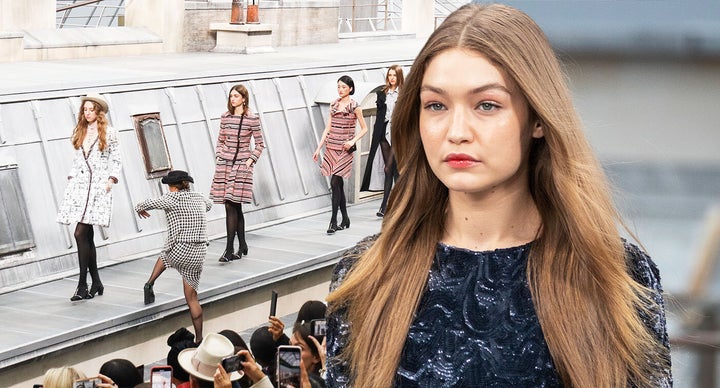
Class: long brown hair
327,4,669,387
71,100,109,151
383,64,404,94
227,84,249,116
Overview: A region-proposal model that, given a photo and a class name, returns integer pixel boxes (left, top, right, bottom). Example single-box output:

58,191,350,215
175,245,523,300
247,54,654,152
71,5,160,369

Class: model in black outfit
360,65,404,217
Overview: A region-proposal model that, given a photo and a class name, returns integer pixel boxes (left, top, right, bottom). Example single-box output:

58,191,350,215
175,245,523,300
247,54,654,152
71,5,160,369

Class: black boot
327,221,339,235
218,250,235,263
70,285,89,301
339,216,350,230
236,241,248,257
88,282,104,298
144,283,155,305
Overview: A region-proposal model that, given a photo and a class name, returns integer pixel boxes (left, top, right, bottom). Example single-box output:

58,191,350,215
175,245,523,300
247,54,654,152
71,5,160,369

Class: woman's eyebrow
420,82,511,95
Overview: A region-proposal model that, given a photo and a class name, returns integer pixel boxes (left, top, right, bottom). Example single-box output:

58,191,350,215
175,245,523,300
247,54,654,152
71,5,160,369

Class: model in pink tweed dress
211,84,264,262
313,75,369,234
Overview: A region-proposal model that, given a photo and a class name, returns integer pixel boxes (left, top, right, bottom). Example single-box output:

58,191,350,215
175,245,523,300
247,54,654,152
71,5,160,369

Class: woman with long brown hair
211,84,265,262
360,65,404,217
326,4,671,387
57,93,121,301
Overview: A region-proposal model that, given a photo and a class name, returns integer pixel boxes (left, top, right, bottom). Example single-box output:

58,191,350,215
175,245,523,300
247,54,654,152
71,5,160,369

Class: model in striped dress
313,75,369,234
210,84,265,262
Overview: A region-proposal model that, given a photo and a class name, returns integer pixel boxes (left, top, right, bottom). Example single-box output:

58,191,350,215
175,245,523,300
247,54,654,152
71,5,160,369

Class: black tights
330,175,348,224
225,202,246,254
379,137,398,212
74,223,99,287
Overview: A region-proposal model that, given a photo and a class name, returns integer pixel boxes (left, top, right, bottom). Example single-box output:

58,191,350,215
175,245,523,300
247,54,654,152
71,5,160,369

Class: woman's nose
446,108,474,144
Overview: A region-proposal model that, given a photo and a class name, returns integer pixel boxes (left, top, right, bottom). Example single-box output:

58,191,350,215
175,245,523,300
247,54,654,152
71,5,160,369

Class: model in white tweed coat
57,127,122,227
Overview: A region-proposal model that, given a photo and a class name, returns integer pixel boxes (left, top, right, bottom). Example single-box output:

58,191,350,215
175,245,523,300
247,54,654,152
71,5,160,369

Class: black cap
161,170,194,184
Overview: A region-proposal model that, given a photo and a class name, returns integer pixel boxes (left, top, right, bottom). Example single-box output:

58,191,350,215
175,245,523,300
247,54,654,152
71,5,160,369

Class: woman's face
419,48,543,197
229,90,245,109
290,332,320,373
337,81,352,98
83,101,98,124
387,69,397,87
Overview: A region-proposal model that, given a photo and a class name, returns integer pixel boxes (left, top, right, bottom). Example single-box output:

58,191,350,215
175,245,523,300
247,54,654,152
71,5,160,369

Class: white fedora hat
177,333,243,381
80,93,109,113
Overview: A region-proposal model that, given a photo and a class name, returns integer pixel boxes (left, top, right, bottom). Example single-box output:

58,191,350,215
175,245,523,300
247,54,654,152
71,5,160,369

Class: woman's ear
312,352,321,365
532,120,544,139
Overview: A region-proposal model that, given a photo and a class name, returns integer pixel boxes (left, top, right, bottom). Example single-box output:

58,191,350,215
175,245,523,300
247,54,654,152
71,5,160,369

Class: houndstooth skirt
160,242,207,290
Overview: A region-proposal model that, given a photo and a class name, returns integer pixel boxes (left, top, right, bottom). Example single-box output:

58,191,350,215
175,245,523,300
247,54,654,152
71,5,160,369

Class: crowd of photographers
38,300,328,388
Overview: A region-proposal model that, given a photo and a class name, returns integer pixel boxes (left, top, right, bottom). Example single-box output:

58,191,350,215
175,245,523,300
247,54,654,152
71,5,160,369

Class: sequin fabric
326,235,672,387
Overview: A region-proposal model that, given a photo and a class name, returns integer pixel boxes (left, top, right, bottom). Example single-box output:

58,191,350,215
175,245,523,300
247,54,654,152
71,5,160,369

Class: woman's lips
445,153,478,169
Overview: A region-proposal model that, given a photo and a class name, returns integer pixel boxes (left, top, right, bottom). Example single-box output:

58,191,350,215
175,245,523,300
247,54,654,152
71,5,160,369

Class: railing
338,1,402,34
56,0,125,29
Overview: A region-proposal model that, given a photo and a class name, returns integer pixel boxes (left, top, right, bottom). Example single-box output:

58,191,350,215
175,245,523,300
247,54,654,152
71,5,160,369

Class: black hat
161,170,194,184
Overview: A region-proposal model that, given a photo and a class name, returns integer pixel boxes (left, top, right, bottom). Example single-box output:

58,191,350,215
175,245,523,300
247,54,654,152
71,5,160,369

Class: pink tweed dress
321,98,358,178
210,112,264,204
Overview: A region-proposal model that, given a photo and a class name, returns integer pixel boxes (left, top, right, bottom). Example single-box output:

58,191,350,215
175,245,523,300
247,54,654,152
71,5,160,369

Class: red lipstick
444,153,478,169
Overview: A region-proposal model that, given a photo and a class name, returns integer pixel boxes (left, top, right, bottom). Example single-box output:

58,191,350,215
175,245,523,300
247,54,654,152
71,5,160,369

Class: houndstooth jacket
134,189,213,252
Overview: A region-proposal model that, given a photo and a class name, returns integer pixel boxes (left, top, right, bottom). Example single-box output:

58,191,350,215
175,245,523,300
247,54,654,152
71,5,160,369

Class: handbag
347,144,357,153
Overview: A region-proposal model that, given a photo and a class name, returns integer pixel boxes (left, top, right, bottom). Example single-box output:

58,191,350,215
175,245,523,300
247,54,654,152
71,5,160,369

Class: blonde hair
327,4,669,387
71,100,109,151
42,366,86,388
383,64,404,93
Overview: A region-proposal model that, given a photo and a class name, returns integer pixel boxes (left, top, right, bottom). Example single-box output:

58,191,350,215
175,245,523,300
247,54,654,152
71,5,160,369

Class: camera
73,378,102,388
310,319,327,337
221,354,244,373
277,345,302,388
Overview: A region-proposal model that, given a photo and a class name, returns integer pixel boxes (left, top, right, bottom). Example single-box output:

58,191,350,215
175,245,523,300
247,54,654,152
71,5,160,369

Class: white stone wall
183,2,338,52
0,0,54,30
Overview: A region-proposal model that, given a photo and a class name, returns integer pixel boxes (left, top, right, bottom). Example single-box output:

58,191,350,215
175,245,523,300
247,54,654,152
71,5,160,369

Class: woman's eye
478,102,498,111
424,102,445,111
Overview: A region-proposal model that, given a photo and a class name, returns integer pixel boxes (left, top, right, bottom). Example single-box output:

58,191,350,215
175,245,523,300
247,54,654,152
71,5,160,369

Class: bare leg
146,258,166,285
183,280,203,342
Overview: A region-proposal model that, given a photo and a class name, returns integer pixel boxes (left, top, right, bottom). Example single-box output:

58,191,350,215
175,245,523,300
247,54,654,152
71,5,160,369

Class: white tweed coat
57,127,122,227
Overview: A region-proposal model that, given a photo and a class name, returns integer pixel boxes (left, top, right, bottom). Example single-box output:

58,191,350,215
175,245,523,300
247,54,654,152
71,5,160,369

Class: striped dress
321,98,358,178
211,112,264,204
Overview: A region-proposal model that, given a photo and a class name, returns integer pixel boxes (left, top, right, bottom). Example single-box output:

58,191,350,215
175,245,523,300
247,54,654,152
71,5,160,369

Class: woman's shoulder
221,111,232,118
105,126,119,139
330,234,379,290
623,240,663,291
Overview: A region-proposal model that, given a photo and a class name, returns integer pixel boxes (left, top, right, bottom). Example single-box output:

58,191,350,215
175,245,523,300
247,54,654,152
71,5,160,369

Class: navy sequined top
326,235,672,387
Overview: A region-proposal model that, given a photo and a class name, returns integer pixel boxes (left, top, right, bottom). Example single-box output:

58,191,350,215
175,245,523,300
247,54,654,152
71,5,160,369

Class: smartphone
270,290,278,317
221,354,243,373
310,318,327,337
150,365,173,388
277,345,302,388
73,378,102,388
